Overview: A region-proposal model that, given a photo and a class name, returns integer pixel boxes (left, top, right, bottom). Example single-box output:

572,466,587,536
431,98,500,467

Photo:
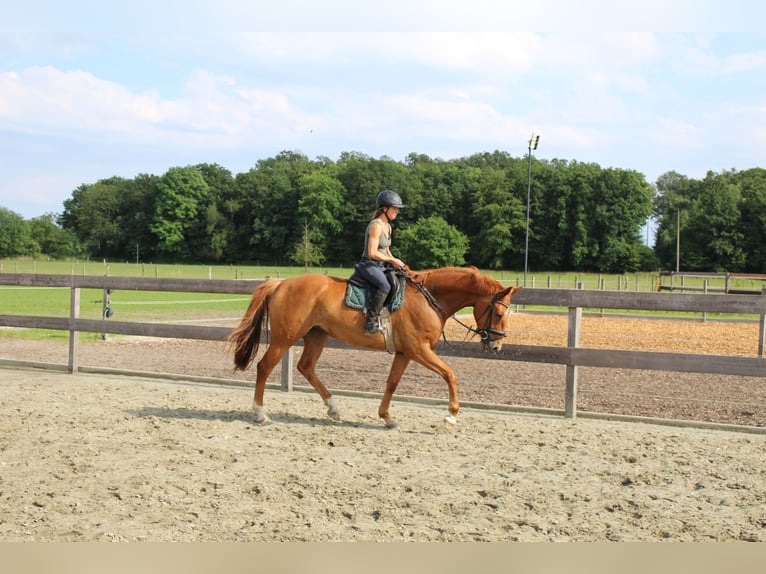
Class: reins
404,272,508,347
404,272,446,319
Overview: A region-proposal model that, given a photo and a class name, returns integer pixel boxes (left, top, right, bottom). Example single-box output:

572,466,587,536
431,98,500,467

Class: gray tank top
362,219,391,259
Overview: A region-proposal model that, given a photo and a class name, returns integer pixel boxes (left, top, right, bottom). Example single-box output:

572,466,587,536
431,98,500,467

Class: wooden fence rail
2,273,766,421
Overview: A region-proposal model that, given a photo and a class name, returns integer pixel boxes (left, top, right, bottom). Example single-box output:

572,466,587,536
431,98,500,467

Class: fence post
565,305,582,418
281,347,294,392
702,280,709,322
760,288,766,358
68,287,80,374
102,288,111,341
599,275,605,317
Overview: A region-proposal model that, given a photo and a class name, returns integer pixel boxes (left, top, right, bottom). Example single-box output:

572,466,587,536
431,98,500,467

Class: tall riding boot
365,289,389,335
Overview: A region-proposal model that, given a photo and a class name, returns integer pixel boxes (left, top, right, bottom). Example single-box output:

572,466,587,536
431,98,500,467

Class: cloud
0,66,329,150
722,49,766,75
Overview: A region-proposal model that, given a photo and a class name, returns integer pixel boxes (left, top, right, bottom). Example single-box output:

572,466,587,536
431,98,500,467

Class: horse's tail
227,279,281,371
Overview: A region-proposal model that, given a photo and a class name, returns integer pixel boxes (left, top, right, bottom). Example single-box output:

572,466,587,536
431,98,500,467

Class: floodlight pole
676,209,681,273
524,133,539,287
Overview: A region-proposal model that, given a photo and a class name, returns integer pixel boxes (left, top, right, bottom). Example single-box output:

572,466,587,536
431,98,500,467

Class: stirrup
365,315,382,335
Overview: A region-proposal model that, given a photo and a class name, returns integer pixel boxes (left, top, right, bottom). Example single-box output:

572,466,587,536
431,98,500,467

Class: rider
355,190,407,335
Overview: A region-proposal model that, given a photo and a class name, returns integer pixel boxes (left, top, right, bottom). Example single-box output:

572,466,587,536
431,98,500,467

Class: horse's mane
410,266,503,294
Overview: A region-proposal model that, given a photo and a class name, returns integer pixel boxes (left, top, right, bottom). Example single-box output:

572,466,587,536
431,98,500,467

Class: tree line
1,150,765,273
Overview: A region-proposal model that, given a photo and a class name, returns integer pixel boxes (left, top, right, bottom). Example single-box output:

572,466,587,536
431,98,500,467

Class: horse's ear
501,285,522,300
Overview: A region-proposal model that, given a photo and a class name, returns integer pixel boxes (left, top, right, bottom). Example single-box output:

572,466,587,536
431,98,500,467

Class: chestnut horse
227,266,520,428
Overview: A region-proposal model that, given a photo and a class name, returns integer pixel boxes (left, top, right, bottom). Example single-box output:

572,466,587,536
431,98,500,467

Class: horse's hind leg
252,343,290,423
297,328,340,421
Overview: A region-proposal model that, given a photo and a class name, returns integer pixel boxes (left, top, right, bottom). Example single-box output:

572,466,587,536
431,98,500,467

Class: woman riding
355,189,407,335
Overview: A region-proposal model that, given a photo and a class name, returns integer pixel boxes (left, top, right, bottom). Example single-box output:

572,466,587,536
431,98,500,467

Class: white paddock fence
2,273,766,429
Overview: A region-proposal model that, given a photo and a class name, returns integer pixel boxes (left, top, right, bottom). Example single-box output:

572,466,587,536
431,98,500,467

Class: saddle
345,267,406,312
345,267,406,354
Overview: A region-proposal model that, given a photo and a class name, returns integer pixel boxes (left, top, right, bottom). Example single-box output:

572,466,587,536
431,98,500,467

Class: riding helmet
376,190,405,208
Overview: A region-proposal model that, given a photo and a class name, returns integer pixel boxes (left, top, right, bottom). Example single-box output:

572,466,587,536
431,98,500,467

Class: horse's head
472,286,521,352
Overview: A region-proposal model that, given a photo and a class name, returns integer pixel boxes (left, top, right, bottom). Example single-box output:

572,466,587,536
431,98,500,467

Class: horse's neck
423,279,484,316
433,291,481,316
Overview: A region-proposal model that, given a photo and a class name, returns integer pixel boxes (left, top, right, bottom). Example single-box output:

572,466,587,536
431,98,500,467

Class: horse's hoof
254,412,272,424
385,420,399,430
325,398,341,421
253,404,271,424
443,414,458,429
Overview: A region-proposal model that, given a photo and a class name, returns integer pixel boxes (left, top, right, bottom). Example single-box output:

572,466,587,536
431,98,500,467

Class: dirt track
2,315,766,541
2,368,766,542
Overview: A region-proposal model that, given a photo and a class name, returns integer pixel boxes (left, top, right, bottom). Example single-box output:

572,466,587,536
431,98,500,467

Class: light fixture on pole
524,133,540,287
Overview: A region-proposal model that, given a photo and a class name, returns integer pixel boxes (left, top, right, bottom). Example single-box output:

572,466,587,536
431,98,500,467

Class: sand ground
2,314,766,541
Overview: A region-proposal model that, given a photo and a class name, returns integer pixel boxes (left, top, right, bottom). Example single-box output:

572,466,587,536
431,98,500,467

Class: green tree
237,151,312,264
403,153,455,221
290,221,325,270
736,168,766,272
466,167,525,269
194,163,236,262
531,159,572,270
59,177,128,258
117,174,160,263
151,166,211,261
588,168,655,273
683,171,744,271
653,171,697,270
397,215,469,269
28,213,80,258
297,170,344,260
0,207,34,257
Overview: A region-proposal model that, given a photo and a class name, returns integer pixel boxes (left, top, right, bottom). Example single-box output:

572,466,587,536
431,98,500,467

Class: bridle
404,272,510,345
450,291,510,343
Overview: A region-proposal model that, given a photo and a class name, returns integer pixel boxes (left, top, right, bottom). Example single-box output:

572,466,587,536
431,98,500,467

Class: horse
227,266,521,428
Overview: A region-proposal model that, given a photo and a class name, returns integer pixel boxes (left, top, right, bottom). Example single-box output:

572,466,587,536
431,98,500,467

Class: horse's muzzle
479,328,505,352
482,337,504,352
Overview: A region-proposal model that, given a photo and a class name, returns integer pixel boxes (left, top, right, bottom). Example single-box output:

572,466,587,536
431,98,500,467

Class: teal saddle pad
344,282,404,312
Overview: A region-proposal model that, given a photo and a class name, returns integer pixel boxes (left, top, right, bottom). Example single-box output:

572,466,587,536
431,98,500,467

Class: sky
2,1,766,220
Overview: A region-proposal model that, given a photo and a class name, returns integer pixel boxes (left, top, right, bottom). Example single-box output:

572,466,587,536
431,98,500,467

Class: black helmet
376,190,405,208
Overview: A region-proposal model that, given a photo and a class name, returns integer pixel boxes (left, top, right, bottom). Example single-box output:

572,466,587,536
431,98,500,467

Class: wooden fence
2,273,766,424
658,271,766,295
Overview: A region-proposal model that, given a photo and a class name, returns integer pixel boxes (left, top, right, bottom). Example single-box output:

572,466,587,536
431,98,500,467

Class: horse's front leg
413,346,460,428
378,353,411,429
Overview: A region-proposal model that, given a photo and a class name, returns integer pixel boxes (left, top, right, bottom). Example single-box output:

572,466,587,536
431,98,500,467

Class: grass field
0,257,666,289
4,257,765,293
